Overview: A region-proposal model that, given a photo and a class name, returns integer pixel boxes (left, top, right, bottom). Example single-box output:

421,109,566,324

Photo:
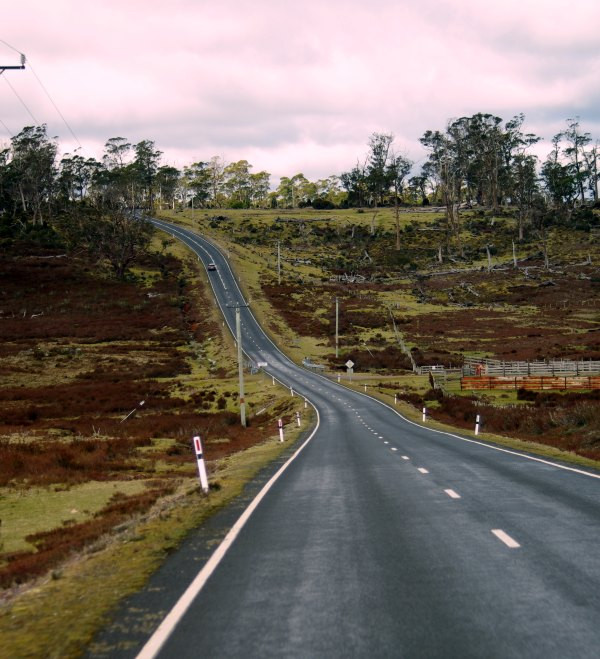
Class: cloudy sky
2,0,599,181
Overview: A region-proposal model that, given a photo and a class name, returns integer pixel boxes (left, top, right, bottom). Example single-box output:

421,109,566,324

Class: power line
2,75,38,125
0,118,13,136
27,61,82,149
0,39,22,55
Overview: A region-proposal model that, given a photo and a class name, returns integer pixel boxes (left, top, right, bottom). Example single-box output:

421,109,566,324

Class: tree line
0,114,598,260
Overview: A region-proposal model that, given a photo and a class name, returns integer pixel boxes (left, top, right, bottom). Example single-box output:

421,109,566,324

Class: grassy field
157,206,600,462
0,231,315,654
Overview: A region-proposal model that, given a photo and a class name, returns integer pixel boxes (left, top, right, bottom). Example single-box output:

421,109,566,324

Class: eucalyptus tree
58,153,101,204
155,165,181,210
207,156,226,206
182,161,211,208
340,163,368,207
541,134,578,213
387,152,413,249
366,132,394,206
511,153,539,240
249,171,271,207
562,118,591,204
132,139,162,210
223,160,253,208
420,127,464,254
6,124,58,225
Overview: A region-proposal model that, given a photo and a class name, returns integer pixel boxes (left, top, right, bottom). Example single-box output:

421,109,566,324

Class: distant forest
0,113,598,254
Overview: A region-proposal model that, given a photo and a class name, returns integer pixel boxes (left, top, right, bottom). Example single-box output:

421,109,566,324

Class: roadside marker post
193,435,209,493
364,384,367,392
422,407,427,423
290,387,294,397
296,411,301,427
337,374,340,383
475,414,481,435
394,394,397,405
272,376,275,385
278,419,284,442
304,398,308,409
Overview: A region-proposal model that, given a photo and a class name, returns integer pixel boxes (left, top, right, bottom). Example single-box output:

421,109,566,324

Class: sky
2,0,599,182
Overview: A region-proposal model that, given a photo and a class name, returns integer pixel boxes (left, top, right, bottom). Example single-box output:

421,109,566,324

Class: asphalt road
130,218,600,658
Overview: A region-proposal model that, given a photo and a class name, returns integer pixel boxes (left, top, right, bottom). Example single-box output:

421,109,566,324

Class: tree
182,162,210,208
340,162,368,207
387,152,413,249
249,171,271,207
207,156,226,206
541,134,577,212
132,140,162,211
58,153,101,203
156,165,180,210
511,154,539,240
223,160,253,208
562,118,591,204
94,211,154,279
7,125,58,225
366,132,394,206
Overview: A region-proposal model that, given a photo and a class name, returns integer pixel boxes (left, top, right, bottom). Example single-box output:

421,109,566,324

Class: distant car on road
207,263,217,271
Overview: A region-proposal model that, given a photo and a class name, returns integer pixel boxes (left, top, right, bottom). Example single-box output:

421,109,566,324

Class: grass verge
0,411,313,659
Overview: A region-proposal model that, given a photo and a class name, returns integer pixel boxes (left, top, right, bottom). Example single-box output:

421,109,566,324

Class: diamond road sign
345,360,354,369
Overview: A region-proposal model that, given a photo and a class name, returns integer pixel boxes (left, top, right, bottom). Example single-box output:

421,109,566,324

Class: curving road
132,218,600,658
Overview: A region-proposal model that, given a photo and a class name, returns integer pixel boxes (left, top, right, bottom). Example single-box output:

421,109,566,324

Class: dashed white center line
444,489,461,499
491,529,520,548
401,455,410,460
417,468,429,474
391,447,398,452
384,441,389,444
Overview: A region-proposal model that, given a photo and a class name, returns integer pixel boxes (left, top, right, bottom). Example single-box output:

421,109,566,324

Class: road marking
391,447,398,452
401,455,410,460
417,468,429,474
444,489,461,499
491,529,520,548
135,402,322,659
384,441,389,444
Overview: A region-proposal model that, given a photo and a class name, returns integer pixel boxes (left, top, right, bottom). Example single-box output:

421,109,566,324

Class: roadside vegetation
0,225,311,655
0,111,599,653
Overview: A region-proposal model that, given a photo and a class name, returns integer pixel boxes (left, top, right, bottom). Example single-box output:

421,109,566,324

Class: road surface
106,218,600,658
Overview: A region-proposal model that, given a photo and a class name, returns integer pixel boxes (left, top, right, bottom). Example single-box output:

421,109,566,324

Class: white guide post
422,407,427,422
475,414,481,435
296,411,301,427
193,435,209,493
278,418,284,442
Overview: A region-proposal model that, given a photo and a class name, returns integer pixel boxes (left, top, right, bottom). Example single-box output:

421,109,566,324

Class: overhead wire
1,39,84,151
0,118,13,136
27,61,82,149
3,75,38,124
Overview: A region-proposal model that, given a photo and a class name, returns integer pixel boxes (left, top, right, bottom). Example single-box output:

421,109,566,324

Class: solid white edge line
136,406,321,659
342,378,600,481
155,219,600,488
491,529,521,548
444,489,461,499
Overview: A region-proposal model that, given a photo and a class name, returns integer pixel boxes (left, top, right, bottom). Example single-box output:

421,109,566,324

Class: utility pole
0,53,26,75
235,305,246,427
277,241,281,285
335,297,339,358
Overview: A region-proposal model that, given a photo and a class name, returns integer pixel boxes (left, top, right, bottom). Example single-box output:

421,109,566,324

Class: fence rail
461,375,600,391
463,357,600,376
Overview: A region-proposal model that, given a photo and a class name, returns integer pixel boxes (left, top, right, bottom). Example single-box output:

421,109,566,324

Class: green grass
0,412,314,659
0,481,149,555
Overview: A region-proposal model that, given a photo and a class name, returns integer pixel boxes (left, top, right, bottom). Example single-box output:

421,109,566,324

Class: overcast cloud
2,0,599,181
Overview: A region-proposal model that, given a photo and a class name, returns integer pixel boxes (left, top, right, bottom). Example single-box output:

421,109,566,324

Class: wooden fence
461,375,600,391
463,357,600,377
